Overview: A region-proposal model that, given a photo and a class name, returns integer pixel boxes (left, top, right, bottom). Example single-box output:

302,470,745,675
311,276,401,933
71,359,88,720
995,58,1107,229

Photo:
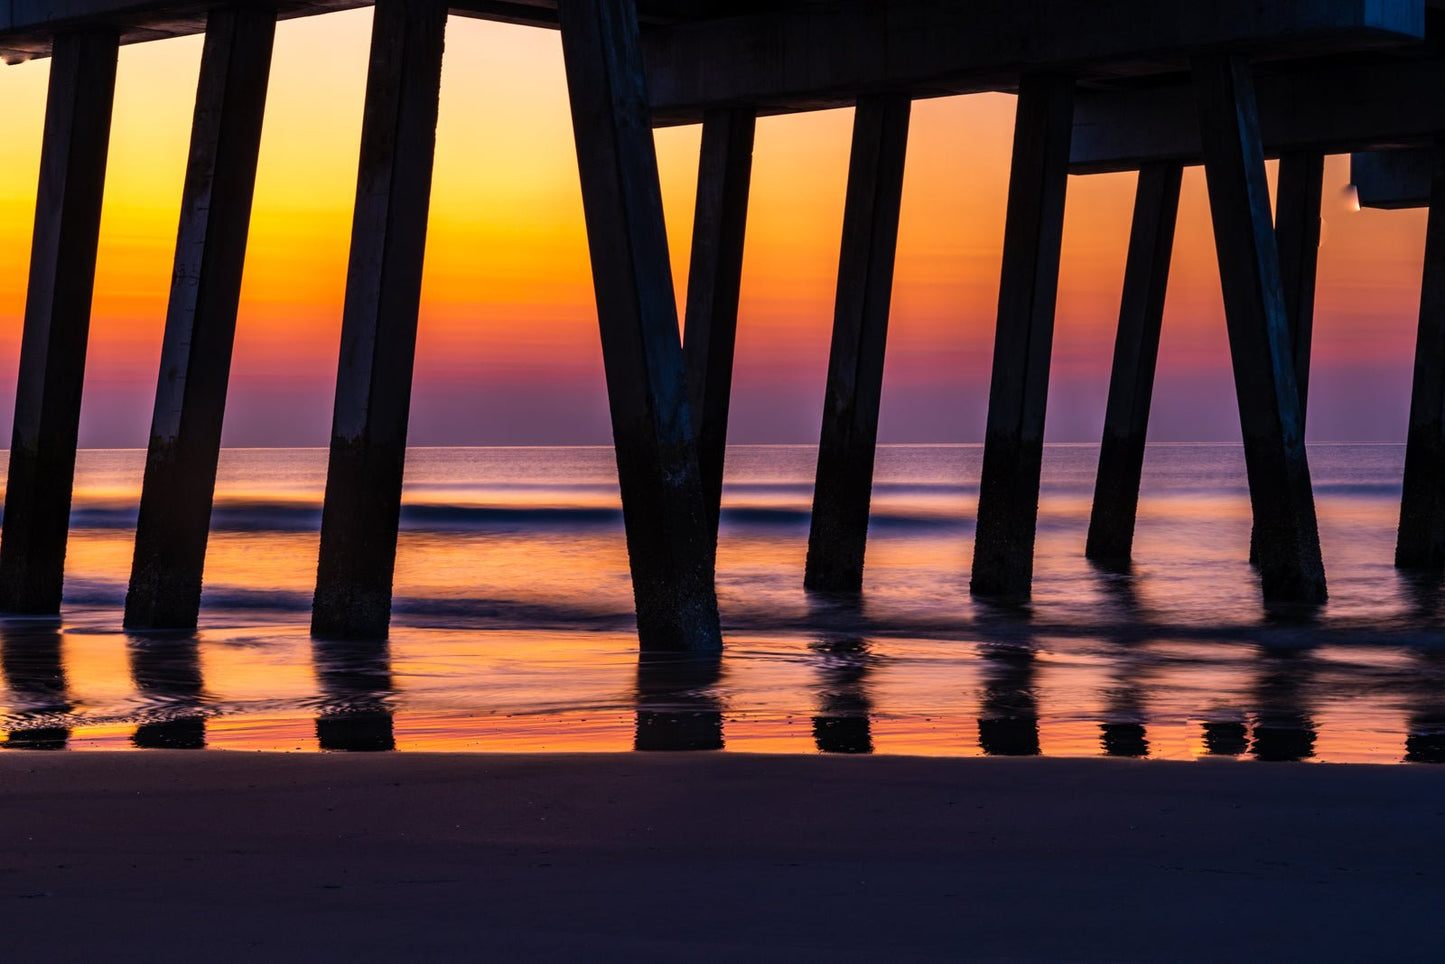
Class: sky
0,8,1432,447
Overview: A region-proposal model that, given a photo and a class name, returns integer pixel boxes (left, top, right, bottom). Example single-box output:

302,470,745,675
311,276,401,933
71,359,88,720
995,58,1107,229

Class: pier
0,1,1441,648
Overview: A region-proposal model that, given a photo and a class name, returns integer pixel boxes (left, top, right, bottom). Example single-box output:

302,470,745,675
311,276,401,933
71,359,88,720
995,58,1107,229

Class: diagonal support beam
311,0,448,639
124,5,276,630
1085,162,1183,567
970,74,1074,600
804,93,911,594
0,30,118,614
1276,151,1324,417
682,106,756,542
1194,55,1326,605
558,0,721,651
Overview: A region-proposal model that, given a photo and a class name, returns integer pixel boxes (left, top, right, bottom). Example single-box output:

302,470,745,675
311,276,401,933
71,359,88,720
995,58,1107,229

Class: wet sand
0,752,1441,962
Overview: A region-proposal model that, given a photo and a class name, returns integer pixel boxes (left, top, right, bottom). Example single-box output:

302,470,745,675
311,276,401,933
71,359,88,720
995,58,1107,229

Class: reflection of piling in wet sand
1,624,71,749
128,634,207,749
811,636,874,754
1249,648,1317,762
1405,651,1445,764
313,640,396,752
977,643,1040,756
634,654,724,752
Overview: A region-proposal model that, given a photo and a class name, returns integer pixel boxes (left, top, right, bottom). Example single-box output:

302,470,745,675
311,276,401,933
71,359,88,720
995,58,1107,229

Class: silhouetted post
1397,145,1445,570
0,31,118,614
1276,151,1324,414
804,94,911,593
558,0,722,651
1085,162,1183,566
1248,150,1324,565
125,6,277,631
971,75,1074,599
683,107,756,540
1194,55,1326,605
311,0,447,639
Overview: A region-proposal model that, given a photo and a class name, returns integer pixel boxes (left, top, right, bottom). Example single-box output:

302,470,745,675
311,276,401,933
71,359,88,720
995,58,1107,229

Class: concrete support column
682,106,756,541
0,31,118,614
1397,145,1445,570
804,94,911,594
311,0,448,639
970,75,1074,600
558,0,721,651
125,6,277,630
1085,163,1183,567
1194,55,1326,604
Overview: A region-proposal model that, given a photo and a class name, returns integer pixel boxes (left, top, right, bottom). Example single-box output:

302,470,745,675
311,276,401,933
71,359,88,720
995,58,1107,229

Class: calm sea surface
2,443,1442,763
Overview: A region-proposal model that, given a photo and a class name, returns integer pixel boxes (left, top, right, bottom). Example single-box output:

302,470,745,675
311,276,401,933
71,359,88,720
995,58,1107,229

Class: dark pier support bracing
682,106,756,540
1194,55,1326,604
1275,151,1324,414
1085,163,1183,566
0,31,118,614
970,75,1074,600
310,0,448,639
124,6,277,630
558,0,721,651
804,94,912,593
1397,144,1445,571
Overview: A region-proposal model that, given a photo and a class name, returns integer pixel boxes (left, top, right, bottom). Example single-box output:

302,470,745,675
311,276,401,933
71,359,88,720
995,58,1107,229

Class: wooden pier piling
971,75,1074,600
125,6,276,630
311,0,448,640
1397,145,1445,570
1194,55,1326,605
1085,163,1183,567
805,93,911,594
682,106,756,542
558,0,721,651
0,30,118,614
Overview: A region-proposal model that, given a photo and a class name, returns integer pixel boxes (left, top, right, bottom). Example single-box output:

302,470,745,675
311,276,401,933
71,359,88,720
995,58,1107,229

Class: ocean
2,443,1441,762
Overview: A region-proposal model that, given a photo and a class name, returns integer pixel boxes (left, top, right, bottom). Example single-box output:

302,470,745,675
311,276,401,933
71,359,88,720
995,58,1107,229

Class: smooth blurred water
2,443,1442,762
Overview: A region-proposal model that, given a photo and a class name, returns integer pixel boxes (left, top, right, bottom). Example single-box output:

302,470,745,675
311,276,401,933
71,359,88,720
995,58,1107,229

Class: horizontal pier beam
644,0,1423,125
1353,149,1432,209
1072,58,1445,174
0,0,775,62
4,1,1426,108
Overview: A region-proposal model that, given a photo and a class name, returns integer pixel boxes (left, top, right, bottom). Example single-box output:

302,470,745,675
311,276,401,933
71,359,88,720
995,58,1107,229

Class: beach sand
0,751,1441,961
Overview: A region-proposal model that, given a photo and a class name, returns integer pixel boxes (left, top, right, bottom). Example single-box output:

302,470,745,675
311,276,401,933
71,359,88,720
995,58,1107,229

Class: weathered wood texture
1072,57,1445,173
804,93,911,593
558,0,721,651
1194,55,1326,604
970,75,1073,600
1085,163,1182,566
311,0,448,639
124,6,276,631
1397,146,1445,570
644,0,1422,124
0,30,117,614
682,106,756,541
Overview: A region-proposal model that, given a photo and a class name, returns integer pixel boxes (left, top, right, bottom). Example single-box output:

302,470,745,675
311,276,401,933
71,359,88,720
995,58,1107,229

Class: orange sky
0,8,1431,446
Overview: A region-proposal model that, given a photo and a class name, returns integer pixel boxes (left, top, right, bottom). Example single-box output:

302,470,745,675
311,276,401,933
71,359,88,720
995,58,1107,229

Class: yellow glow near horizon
0,10,1433,445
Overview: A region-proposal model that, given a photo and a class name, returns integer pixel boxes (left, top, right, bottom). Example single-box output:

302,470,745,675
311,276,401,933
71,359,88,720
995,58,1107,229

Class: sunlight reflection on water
1,444,1441,763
